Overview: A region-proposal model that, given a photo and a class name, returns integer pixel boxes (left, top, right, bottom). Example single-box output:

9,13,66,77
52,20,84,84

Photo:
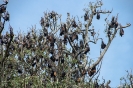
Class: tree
0,0,131,88
118,70,133,88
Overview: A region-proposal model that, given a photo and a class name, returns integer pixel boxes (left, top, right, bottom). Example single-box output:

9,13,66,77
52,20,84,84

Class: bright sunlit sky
1,0,133,87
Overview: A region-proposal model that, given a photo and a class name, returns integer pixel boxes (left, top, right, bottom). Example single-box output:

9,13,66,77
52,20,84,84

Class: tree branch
90,23,131,69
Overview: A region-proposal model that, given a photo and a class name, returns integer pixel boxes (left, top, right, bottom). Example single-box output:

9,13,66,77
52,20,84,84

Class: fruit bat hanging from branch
84,43,90,54
40,17,44,27
47,34,56,43
101,40,106,49
60,24,66,36
88,66,96,77
119,24,124,37
50,55,56,62
72,20,77,28
84,12,89,21
91,29,96,37
43,27,48,36
0,5,6,13
61,71,66,78
63,34,68,45
60,56,64,64
70,32,78,42
114,14,118,28
96,10,100,20
80,40,84,49
111,16,115,26
48,61,52,68
74,43,79,51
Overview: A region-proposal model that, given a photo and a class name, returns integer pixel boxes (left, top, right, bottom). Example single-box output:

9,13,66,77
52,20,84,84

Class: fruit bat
84,12,89,21
84,44,90,54
50,55,55,62
88,66,96,77
120,28,124,37
80,40,84,49
40,17,44,27
96,10,100,20
101,40,106,49
72,20,77,28
70,32,78,42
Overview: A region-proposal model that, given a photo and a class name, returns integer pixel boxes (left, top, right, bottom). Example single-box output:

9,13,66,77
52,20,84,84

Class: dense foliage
0,0,131,88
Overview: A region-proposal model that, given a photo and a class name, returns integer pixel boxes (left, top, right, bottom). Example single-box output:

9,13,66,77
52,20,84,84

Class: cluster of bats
0,10,108,82
0,1,126,86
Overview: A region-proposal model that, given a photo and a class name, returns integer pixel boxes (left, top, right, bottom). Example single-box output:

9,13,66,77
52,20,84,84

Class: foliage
0,0,131,88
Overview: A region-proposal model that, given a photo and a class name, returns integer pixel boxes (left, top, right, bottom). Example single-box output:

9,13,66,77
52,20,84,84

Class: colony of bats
0,0,131,87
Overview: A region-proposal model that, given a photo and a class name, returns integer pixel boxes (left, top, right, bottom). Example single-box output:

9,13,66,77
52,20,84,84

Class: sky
1,0,133,87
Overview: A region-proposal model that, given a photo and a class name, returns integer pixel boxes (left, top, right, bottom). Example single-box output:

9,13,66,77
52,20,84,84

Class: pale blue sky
1,0,133,87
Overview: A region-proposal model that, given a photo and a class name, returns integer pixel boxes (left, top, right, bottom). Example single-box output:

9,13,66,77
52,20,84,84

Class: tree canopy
0,0,132,88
